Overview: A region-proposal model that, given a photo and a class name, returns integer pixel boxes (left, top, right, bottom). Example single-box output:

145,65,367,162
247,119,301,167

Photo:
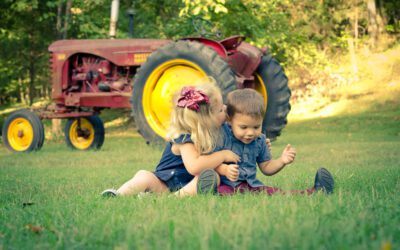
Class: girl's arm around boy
178,143,240,176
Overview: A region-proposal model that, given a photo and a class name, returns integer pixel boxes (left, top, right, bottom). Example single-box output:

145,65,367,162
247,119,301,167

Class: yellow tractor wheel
64,116,104,150
132,40,236,142
1,109,45,152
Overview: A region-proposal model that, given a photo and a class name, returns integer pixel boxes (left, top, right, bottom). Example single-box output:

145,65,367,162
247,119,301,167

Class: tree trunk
354,6,358,49
25,84,30,106
63,0,72,39
52,0,66,135
347,37,358,79
52,119,63,137
57,0,63,38
367,0,379,49
376,0,387,33
28,58,35,106
40,82,47,99
19,78,26,104
45,84,50,99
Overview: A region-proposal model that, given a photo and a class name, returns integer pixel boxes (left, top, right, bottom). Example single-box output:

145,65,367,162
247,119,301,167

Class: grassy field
1,96,399,249
1,46,400,249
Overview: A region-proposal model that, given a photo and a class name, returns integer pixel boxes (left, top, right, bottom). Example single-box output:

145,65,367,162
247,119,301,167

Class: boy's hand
220,164,239,182
222,150,240,163
266,138,272,153
280,144,296,164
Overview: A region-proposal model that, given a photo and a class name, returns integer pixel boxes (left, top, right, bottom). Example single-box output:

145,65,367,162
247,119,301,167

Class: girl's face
213,94,226,126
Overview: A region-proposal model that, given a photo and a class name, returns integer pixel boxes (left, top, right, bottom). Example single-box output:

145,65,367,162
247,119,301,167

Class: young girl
102,80,240,197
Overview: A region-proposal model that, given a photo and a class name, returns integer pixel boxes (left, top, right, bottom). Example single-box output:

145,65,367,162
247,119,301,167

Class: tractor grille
48,52,54,81
48,52,56,98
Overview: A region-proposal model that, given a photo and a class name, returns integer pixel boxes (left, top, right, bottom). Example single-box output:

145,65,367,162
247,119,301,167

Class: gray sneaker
197,169,219,194
314,168,334,194
101,189,119,197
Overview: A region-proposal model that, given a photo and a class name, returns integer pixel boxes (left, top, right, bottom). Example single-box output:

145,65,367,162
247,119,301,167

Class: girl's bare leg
117,170,169,196
175,176,199,197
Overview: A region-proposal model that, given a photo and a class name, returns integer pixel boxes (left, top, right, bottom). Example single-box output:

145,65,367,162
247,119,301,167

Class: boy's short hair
227,88,265,119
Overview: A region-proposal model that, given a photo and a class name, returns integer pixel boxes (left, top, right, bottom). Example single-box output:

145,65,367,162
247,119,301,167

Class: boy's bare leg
117,170,169,196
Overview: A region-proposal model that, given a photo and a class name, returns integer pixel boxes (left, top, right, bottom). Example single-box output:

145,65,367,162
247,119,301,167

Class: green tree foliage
0,0,398,105
0,0,57,105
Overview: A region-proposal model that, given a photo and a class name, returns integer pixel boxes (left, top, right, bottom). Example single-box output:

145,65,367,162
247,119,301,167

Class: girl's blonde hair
167,78,222,154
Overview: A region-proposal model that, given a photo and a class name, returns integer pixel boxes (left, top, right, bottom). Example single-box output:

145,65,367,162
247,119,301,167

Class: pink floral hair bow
177,86,210,112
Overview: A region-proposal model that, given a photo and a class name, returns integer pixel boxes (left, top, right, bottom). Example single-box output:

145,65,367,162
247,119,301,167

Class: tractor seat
219,36,246,51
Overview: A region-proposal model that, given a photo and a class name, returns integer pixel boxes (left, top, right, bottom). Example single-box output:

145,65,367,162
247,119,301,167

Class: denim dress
217,123,271,188
154,134,195,191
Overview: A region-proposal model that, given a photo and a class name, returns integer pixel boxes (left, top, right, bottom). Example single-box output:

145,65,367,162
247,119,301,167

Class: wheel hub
17,130,24,138
7,117,34,151
68,118,95,150
143,59,207,138
76,128,90,139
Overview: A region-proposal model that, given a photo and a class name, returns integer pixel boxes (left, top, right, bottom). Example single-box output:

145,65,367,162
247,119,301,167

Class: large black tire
2,109,45,152
64,116,105,150
255,53,291,140
131,40,236,142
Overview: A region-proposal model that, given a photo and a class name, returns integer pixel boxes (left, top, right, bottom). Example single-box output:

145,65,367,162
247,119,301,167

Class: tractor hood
49,39,171,66
49,39,171,53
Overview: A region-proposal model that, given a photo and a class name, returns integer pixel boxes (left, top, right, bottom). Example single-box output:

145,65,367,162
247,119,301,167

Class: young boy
198,88,334,195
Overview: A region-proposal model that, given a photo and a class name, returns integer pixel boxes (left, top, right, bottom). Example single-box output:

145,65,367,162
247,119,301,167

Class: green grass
1,100,399,250
1,40,399,250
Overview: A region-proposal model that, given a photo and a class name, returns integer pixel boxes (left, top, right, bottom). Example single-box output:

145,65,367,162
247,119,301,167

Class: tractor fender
179,37,227,58
228,41,263,79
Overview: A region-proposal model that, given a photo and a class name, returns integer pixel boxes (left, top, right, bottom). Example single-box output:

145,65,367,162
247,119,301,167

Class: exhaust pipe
109,0,119,38
127,8,135,38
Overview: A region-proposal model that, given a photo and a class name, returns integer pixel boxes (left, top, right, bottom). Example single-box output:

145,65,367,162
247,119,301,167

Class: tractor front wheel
2,109,45,152
64,116,105,150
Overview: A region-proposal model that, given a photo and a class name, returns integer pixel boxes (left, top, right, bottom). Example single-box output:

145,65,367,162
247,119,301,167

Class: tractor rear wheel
2,109,45,152
64,116,105,150
132,40,236,142
254,53,291,140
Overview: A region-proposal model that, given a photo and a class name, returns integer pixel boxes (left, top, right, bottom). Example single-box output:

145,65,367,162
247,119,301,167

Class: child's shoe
101,189,119,197
197,169,219,194
314,168,334,194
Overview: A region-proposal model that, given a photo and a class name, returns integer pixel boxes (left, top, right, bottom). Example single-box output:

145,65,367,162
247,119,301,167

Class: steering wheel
191,17,222,38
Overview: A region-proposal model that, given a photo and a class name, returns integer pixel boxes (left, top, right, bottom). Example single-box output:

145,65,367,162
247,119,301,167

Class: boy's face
228,113,263,144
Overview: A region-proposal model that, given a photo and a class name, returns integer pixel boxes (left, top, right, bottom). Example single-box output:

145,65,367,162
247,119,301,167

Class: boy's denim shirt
216,123,271,187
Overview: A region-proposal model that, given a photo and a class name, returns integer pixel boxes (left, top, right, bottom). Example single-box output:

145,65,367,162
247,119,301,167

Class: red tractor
2,9,290,153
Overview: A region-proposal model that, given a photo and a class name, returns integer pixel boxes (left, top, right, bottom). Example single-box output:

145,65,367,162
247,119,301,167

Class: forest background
0,0,399,122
